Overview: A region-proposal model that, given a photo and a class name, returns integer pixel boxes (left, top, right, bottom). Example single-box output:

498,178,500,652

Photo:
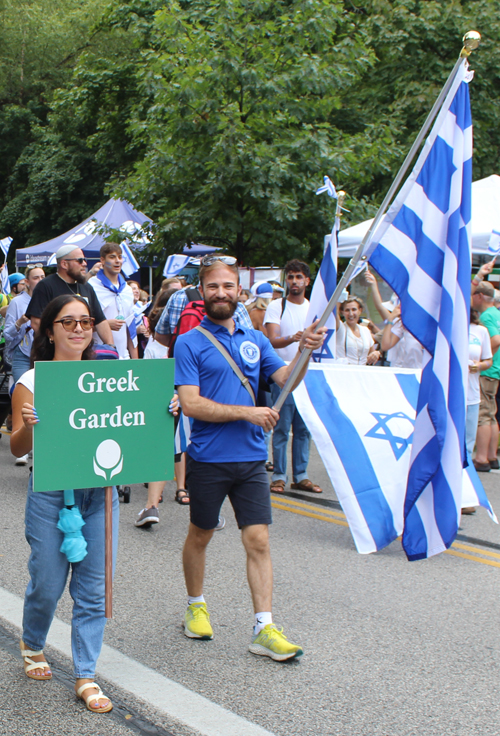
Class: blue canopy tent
15,199,153,268
15,198,220,292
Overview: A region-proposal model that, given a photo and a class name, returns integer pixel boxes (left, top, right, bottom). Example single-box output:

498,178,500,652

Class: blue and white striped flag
163,254,194,278
0,237,12,259
487,230,500,256
366,60,474,559
293,365,496,555
0,263,10,294
120,240,140,278
306,177,339,361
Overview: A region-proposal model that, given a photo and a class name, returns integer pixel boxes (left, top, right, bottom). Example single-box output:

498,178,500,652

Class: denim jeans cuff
293,472,309,484
271,473,287,483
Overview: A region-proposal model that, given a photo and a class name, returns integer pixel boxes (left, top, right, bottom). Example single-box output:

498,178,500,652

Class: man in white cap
26,245,114,345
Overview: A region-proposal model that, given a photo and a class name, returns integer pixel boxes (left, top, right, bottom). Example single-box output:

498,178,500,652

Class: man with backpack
175,255,326,660
264,259,323,495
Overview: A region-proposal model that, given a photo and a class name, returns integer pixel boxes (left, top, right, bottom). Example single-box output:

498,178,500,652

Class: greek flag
120,240,140,278
0,237,12,259
0,262,10,293
366,60,473,559
306,177,338,361
293,365,496,555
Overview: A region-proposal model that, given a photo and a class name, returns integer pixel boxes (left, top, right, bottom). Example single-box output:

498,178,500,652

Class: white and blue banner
0,236,12,259
120,240,140,278
163,254,195,278
293,364,496,555
0,263,10,294
362,60,474,560
306,176,339,361
488,229,500,256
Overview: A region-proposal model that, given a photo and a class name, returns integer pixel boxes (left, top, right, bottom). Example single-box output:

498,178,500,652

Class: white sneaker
15,454,29,466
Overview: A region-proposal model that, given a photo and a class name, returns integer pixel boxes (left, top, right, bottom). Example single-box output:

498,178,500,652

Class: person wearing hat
26,246,113,346
8,272,27,295
246,282,274,333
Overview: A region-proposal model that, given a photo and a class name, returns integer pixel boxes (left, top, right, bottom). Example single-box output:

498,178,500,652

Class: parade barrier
33,358,175,616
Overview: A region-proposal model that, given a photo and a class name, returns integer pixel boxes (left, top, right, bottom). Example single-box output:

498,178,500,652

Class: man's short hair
199,260,239,287
475,282,495,299
100,242,122,259
284,259,310,278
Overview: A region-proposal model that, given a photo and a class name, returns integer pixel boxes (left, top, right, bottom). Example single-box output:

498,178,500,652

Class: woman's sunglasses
53,317,95,332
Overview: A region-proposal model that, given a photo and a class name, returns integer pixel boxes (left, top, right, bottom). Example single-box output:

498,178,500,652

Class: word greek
77,370,139,393
69,406,145,430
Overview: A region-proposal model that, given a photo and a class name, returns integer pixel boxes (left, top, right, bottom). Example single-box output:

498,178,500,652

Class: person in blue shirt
175,255,325,662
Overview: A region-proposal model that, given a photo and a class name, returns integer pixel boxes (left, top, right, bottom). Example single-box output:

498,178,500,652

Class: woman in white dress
335,296,381,365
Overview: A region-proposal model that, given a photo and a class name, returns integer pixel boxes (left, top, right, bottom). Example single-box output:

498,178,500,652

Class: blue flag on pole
306,177,338,361
366,60,473,560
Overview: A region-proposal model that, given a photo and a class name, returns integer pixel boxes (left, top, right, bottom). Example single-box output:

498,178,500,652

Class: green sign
33,359,175,492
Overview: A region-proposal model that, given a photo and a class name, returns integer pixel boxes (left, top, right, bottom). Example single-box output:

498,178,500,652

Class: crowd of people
0,241,499,714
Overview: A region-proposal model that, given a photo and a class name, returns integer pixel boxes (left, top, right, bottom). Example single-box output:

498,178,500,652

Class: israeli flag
1,262,10,294
306,177,339,361
366,60,474,559
163,254,194,278
293,365,496,555
0,237,12,259
120,240,140,278
487,229,500,256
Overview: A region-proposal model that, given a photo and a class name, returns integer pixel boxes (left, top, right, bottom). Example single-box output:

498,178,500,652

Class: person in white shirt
264,260,322,494
335,295,380,365
467,309,493,454
88,243,138,360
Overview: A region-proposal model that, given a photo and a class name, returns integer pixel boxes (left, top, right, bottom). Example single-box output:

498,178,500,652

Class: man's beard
204,297,238,321
70,268,86,284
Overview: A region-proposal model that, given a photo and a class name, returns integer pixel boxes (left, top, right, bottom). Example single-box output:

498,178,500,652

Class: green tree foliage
1,0,499,265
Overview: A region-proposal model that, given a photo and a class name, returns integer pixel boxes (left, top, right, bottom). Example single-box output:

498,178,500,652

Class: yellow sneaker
249,624,303,661
184,603,213,640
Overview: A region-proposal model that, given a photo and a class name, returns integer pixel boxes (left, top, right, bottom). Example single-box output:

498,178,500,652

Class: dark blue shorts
186,456,273,530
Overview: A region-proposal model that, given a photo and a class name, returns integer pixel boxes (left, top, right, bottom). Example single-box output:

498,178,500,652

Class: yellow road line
444,548,500,568
271,502,349,527
451,541,500,560
270,494,346,519
271,497,500,569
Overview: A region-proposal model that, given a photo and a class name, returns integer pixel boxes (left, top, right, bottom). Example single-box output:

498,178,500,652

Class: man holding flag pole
275,31,494,560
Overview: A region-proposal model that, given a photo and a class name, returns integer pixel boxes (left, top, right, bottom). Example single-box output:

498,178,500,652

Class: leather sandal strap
76,681,99,698
25,659,50,673
21,648,44,657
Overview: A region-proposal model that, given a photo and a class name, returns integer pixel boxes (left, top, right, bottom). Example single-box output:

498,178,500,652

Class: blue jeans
22,476,119,677
11,345,31,384
270,383,310,484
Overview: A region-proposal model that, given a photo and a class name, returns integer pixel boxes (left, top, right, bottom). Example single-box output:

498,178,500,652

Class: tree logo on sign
93,439,123,480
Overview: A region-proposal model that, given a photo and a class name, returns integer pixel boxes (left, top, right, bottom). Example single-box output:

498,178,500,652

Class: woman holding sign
10,294,118,713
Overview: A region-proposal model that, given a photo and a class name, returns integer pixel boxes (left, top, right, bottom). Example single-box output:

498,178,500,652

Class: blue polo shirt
174,317,285,462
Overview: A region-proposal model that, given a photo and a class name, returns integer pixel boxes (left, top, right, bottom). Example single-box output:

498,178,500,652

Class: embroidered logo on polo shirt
240,340,260,364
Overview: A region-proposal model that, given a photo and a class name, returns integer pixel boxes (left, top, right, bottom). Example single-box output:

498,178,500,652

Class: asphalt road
1,427,500,736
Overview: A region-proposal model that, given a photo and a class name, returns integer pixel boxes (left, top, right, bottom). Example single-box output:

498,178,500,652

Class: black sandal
175,489,190,505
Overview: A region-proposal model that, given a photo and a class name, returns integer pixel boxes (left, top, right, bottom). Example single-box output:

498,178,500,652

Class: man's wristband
473,274,483,285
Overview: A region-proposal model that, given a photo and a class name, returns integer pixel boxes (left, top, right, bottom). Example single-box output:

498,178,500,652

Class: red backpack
168,288,206,357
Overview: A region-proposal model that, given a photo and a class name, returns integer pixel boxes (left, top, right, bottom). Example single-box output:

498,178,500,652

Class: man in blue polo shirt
175,255,325,661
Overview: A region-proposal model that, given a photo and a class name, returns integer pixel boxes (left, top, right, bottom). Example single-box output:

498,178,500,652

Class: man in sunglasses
26,245,114,347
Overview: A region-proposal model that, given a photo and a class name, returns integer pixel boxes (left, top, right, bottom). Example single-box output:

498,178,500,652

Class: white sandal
76,681,113,713
20,640,52,680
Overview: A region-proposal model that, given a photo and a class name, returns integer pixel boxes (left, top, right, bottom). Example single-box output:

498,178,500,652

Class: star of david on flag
366,60,476,559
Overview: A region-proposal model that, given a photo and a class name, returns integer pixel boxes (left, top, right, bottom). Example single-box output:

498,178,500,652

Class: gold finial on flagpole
336,190,346,218
461,31,481,57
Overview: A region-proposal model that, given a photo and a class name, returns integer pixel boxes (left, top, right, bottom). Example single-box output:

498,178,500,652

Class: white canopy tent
336,174,500,257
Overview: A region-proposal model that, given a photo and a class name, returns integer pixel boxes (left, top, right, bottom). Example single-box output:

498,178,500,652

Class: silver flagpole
273,31,481,413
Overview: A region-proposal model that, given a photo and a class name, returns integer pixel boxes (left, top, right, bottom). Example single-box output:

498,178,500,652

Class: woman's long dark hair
31,295,96,366
148,288,175,335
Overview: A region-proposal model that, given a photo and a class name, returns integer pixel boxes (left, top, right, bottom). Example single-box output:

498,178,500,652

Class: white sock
254,612,272,635
188,594,205,606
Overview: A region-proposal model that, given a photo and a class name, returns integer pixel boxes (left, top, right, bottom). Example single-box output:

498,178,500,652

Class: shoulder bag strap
194,326,256,405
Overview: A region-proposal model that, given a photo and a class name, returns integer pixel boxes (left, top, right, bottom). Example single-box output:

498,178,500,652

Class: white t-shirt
336,322,374,365
144,336,169,360
389,319,424,369
88,276,135,359
17,367,34,393
468,323,493,405
264,297,309,361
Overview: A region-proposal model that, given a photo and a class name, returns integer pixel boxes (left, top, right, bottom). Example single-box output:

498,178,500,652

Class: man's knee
242,524,270,555
186,523,214,549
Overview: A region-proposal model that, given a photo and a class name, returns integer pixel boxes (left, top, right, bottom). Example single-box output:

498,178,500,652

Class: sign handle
105,486,113,619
